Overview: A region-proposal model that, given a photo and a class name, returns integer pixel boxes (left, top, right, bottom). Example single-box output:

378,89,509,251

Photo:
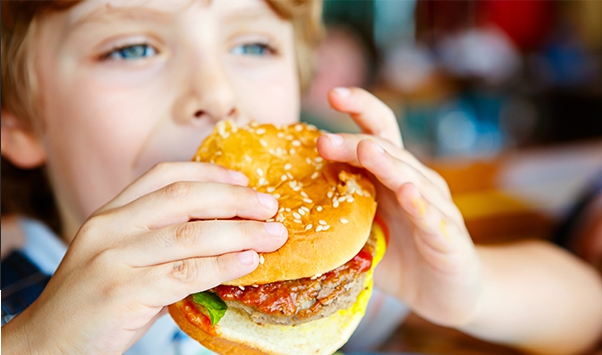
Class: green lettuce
191,291,228,326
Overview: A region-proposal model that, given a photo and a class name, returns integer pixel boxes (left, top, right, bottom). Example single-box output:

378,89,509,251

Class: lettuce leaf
191,291,228,326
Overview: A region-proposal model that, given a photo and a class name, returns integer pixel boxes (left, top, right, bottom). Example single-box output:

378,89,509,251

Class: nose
174,57,238,125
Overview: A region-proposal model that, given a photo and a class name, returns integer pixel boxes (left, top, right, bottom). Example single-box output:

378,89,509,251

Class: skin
2,0,602,354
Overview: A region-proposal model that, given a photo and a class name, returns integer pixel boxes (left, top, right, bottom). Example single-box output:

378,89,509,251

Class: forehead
65,0,279,28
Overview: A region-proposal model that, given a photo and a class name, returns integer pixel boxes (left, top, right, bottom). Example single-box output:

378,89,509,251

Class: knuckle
239,221,258,239
171,259,200,284
174,222,200,248
163,181,191,199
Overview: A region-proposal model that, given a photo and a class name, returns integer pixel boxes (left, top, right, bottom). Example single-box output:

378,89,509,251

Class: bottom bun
169,280,372,355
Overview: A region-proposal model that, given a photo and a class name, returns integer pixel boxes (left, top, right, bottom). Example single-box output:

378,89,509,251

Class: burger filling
190,231,377,327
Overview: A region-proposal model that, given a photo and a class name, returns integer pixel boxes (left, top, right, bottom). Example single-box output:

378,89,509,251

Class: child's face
34,0,300,230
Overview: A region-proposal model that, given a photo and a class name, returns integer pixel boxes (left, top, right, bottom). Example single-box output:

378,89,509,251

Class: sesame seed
277,132,285,138
333,200,339,208
305,224,313,230
301,206,310,212
256,168,264,176
281,174,288,181
301,191,308,198
314,156,323,163
316,225,323,232
295,124,303,131
284,163,292,170
293,212,301,219
279,207,285,213
239,285,245,290
287,172,294,180
256,128,266,135
303,198,313,203
293,186,301,192
316,163,323,170
292,140,301,147
258,177,267,186
267,187,276,193
340,218,349,224
338,196,347,202
311,172,319,179
306,157,313,164
253,285,259,288
266,218,274,222
285,208,291,212
273,193,281,199
316,206,323,212
347,196,355,203
327,191,334,198
260,139,268,147
322,225,330,231
289,148,296,155
319,220,327,225
244,156,252,163
298,208,306,216
277,214,285,222
285,134,294,140
294,219,302,224
194,156,201,162
259,255,265,264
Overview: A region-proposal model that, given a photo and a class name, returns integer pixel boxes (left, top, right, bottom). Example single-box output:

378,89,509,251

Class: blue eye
106,44,157,61
231,43,273,56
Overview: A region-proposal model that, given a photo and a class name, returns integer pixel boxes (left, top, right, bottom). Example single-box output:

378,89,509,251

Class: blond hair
1,0,324,129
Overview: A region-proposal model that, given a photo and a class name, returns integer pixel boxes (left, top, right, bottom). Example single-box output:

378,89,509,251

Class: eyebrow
67,5,173,33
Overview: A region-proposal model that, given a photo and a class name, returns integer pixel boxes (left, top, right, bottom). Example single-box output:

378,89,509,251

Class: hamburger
168,121,387,355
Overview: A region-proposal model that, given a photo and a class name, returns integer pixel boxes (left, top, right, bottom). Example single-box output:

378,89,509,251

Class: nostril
194,110,205,118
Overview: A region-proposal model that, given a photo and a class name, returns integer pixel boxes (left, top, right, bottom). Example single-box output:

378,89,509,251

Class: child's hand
317,87,482,327
6,162,287,354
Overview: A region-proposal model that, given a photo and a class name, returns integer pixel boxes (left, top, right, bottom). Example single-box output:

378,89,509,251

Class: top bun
194,121,377,286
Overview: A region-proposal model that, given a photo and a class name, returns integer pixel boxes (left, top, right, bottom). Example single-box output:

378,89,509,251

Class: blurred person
301,25,374,133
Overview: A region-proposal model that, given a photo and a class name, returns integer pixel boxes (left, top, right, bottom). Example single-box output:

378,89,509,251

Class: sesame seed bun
193,120,377,286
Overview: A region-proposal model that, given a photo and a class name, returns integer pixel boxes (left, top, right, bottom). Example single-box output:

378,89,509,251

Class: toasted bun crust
194,121,377,285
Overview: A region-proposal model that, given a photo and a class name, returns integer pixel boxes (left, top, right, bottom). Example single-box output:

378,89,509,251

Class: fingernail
326,133,344,147
237,250,257,265
228,170,248,184
257,193,277,209
264,223,286,238
333,87,351,97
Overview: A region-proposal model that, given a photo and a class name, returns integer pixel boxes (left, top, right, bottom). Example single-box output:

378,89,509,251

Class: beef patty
211,232,376,326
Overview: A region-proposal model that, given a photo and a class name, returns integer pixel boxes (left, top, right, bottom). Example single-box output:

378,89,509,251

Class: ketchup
213,244,374,318
182,299,217,335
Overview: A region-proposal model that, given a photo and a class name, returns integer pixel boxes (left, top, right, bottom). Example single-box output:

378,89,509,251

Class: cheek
39,69,161,219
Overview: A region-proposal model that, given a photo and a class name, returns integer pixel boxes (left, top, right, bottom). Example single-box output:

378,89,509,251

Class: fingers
114,182,279,230
355,139,462,224
397,183,469,274
124,220,287,267
101,162,249,212
138,251,260,306
328,87,403,148
318,133,452,200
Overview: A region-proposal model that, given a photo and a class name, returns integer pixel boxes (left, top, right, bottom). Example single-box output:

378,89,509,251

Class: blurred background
301,0,602,354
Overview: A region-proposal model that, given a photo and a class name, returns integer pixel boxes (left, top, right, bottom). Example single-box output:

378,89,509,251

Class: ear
1,109,46,168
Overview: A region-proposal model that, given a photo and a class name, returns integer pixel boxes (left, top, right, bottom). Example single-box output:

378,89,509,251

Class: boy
2,1,602,355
